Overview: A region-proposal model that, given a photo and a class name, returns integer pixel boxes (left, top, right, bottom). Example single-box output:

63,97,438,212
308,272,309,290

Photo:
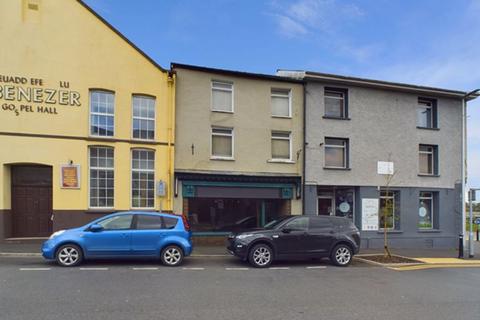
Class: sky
84,0,480,189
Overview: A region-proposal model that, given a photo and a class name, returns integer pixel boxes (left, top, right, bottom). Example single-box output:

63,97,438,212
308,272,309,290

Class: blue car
42,212,192,267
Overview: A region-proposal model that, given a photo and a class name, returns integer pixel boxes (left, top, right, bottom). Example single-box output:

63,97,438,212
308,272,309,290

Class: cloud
273,14,308,38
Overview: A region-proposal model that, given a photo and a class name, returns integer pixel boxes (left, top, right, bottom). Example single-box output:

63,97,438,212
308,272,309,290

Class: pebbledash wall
285,70,468,249
0,0,175,239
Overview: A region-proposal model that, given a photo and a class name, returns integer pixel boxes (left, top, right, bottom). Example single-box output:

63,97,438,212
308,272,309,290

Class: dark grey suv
227,215,361,268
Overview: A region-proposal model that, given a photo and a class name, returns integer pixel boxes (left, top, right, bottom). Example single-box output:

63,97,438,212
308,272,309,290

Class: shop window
417,98,437,129
379,190,400,230
212,81,233,112
211,127,233,159
324,88,348,119
418,191,437,229
271,88,291,117
132,95,155,140
90,90,115,137
131,149,155,209
335,188,355,220
324,137,349,168
271,131,291,160
89,147,114,208
419,144,438,175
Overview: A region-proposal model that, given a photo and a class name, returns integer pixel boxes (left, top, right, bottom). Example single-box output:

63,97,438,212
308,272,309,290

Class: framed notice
361,198,379,231
61,165,80,189
377,161,394,175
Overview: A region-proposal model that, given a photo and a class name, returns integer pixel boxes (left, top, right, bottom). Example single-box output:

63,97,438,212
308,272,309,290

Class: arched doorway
11,165,52,237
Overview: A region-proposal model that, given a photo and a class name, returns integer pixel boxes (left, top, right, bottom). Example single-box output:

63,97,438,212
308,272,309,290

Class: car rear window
136,215,163,230
309,217,333,229
163,216,178,229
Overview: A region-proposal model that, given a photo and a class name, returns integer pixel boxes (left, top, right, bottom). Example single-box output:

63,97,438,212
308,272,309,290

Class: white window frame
271,88,292,118
130,149,155,210
270,131,292,162
418,191,433,229
379,191,396,230
88,146,114,209
131,95,156,141
324,89,346,118
417,99,433,128
211,80,234,113
324,138,348,169
89,90,115,138
210,127,234,160
419,145,435,175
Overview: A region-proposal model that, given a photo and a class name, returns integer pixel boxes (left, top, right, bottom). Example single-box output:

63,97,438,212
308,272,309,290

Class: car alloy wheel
56,244,83,267
249,244,273,268
161,245,184,266
332,244,352,266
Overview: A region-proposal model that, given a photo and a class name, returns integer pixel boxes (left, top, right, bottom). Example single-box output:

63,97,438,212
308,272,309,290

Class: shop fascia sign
0,75,81,116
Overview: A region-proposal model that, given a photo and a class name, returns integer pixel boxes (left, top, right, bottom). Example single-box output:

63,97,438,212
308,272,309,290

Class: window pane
325,146,345,167
284,217,308,230
99,215,132,230
325,97,344,117
212,82,232,90
132,96,155,140
136,215,163,230
272,138,290,159
212,135,232,157
89,147,114,208
90,91,114,137
419,153,433,174
271,94,289,117
417,106,432,127
418,193,433,229
325,138,345,146
212,89,232,112
163,217,178,229
131,150,155,208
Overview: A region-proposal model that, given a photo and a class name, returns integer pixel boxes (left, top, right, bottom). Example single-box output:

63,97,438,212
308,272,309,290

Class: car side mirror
89,224,103,232
282,228,292,234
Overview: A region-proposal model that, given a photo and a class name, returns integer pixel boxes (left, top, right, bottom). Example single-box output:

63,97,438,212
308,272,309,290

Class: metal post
461,98,467,257
469,190,474,258
459,234,464,258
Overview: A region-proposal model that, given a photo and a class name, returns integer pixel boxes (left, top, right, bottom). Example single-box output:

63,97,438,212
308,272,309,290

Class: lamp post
461,89,480,258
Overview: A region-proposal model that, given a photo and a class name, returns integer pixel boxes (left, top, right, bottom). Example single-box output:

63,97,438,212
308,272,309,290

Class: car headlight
236,234,253,240
49,230,65,239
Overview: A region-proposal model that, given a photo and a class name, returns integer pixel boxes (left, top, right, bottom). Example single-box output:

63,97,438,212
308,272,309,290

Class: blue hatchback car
42,212,192,267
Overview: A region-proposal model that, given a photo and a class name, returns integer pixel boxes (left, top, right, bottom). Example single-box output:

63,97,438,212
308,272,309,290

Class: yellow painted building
0,0,175,239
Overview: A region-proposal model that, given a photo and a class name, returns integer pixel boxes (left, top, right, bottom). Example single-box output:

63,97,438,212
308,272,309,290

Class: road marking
19,267,51,271
306,266,327,269
132,267,159,271
79,267,109,271
389,264,480,271
269,267,290,270
182,267,205,270
225,267,249,271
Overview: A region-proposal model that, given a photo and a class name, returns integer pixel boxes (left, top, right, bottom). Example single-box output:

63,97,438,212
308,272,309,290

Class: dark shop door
11,166,53,237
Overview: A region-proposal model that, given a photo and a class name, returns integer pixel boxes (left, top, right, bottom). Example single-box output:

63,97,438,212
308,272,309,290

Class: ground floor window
131,149,155,209
418,191,434,229
186,198,290,232
89,146,114,208
379,190,400,230
317,187,354,220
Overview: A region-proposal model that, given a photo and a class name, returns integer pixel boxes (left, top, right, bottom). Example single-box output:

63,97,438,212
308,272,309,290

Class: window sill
211,110,234,114
271,115,292,119
210,157,235,161
322,116,350,120
89,135,115,139
131,138,156,143
418,174,440,177
323,167,351,171
376,230,403,234
416,126,439,131
417,229,441,233
267,159,295,164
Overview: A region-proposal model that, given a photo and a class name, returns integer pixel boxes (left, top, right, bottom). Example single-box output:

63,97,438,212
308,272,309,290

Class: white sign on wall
362,198,379,231
377,161,394,175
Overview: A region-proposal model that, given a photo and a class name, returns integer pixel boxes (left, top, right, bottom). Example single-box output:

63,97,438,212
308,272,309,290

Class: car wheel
330,244,353,267
248,244,273,268
161,245,184,267
56,244,83,267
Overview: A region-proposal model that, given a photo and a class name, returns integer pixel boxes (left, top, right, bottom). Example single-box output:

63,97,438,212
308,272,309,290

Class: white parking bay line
306,266,327,269
182,267,205,270
19,267,51,271
132,267,159,271
79,267,109,271
269,267,290,270
225,267,249,271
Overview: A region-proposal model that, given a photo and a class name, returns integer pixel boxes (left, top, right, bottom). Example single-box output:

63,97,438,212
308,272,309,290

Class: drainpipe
302,81,307,215
167,72,176,212
461,89,479,256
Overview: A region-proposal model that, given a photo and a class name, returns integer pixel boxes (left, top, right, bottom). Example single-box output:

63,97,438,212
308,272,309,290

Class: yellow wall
0,0,174,211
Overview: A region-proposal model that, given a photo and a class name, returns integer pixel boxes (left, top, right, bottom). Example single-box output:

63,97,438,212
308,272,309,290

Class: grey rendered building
279,70,467,249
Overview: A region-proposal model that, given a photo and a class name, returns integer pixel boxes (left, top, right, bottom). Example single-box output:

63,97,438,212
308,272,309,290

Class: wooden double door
11,166,53,237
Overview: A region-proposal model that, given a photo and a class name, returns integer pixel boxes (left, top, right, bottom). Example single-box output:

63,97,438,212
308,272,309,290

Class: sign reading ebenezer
0,75,81,116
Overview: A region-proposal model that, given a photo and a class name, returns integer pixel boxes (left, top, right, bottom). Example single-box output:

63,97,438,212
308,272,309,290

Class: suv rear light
181,214,191,231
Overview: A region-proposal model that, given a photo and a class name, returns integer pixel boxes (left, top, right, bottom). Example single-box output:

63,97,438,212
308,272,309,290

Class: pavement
1,255,480,320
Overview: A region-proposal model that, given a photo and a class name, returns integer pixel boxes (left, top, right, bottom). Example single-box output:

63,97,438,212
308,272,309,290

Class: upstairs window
212,81,233,112
132,95,155,140
90,90,114,137
417,98,437,129
324,138,348,168
211,127,233,159
324,88,348,119
271,131,291,160
271,88,291,117
419,144,438,175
